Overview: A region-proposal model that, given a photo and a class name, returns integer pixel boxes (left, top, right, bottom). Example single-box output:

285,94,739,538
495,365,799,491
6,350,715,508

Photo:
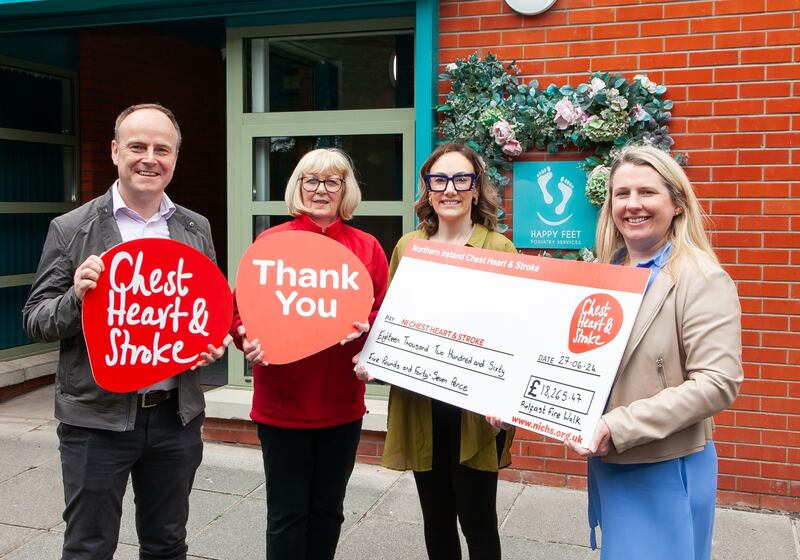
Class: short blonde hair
595,145,717,272
285,148,361,220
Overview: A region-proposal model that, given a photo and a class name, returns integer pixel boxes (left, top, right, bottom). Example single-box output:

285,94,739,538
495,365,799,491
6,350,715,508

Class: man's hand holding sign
82,238,234,392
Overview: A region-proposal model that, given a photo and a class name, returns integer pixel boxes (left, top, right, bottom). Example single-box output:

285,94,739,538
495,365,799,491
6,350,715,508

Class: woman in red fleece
230,148,388,560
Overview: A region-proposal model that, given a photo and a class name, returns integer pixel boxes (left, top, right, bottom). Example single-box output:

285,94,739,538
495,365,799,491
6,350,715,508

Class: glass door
226,19,415,387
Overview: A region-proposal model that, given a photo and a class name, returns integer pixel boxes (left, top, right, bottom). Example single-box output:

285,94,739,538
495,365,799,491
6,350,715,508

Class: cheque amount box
523,376,594,416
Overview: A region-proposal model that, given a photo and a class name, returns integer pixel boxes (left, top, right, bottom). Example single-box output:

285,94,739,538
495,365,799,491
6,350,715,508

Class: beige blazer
602,252,743,464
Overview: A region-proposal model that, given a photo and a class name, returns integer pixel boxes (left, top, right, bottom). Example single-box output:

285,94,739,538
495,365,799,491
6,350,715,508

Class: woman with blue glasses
359,142,516,559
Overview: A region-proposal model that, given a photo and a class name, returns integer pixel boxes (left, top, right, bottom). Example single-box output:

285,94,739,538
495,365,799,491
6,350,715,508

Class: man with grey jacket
24,103,228,560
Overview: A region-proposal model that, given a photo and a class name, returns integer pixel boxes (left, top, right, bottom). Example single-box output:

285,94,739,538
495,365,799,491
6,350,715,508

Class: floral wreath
437,52,678,220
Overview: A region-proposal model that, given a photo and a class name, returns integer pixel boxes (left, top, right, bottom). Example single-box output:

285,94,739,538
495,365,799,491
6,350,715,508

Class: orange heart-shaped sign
235,230,374,364
567,293,623,354
82,238,233,393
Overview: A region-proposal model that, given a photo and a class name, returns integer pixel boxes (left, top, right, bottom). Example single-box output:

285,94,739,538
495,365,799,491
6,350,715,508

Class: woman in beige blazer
567,145,743,560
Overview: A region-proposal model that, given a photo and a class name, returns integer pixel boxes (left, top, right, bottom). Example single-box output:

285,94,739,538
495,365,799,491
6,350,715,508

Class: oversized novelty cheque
82,238,234,393
356,239,649,446
235,230,374,364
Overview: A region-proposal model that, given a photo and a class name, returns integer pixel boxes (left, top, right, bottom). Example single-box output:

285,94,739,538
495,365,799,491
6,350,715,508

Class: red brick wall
439,0,800,512
78,26,227,269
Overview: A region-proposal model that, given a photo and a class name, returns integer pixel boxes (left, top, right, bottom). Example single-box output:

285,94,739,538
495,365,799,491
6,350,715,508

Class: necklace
432,223,475,246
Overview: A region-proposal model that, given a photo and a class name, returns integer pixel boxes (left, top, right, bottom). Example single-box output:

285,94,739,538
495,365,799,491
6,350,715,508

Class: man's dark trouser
257,419,362,560
58,398,203,560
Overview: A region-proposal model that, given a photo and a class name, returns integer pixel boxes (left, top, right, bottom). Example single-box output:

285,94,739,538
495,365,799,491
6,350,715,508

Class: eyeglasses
424,173,477,192
300,176,344,193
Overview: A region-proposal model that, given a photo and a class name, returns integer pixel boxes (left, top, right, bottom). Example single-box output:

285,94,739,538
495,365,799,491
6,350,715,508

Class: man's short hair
114,103,182,149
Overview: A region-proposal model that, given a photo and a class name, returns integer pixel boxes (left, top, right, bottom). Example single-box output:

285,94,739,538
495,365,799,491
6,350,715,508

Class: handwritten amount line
369,362,466,396
376,340,506,382
384,320,513,357
537,361,601,378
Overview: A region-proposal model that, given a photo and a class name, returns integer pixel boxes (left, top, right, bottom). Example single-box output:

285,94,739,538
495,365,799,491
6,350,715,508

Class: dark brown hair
414,142,501,235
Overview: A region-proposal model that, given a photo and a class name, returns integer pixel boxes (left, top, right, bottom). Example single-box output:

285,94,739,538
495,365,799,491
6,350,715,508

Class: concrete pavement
0,386,798,559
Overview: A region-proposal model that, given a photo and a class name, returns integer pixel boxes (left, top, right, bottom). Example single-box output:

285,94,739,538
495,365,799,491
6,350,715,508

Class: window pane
0,213,59,275
253,134,403,202
0,65,74,134
0,285,33,350
245,32,413,112
348,215,403,261
0,140,76,202
253,214,292,239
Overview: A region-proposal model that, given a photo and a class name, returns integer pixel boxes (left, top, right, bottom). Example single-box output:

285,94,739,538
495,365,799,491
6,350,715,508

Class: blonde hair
595,145,717,273
285,148,361,220
414,142,501,235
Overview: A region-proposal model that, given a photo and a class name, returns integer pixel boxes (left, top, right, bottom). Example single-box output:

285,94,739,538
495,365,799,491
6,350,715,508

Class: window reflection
253,134,403,202
0,65,74,134
245,32,413,113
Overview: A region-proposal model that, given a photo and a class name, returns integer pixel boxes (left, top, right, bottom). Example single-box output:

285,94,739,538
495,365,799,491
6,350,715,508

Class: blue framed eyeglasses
424,173,477,192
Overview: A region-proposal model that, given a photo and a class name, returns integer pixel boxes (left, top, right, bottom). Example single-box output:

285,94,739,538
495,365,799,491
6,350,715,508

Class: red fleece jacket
230,214,389,428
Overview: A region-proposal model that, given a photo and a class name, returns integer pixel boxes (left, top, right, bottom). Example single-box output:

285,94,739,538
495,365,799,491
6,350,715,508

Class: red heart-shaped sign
235,230,374,364
82,238,233,393
567,293,623,354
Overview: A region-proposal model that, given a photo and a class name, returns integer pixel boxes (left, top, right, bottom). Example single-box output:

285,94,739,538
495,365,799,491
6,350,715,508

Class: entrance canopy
0,0,414,33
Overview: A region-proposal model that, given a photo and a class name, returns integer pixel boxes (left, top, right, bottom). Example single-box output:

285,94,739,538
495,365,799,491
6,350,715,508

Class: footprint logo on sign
535,165,574,226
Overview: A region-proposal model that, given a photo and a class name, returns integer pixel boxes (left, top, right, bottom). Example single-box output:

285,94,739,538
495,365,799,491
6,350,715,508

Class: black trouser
413,400,505,560
257,419,362,560
57,398,203,560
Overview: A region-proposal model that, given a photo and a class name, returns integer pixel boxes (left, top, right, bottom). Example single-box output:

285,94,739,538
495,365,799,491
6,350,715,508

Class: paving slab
712,508,798,560
2,530,140,560
187,497,266,560
369,471,424,524
502,534,599,560
0,462,30,485
336,514,428,560
501,484,590,547
0,433,59,469
0,386,55,420
0,524,42,557
340,463,403,534
193,461,266,497
0,466,64,530
0,418,47,439
116,486,243,547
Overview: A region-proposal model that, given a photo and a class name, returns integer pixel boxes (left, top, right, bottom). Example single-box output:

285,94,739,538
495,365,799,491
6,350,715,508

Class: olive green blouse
381,224,518,472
